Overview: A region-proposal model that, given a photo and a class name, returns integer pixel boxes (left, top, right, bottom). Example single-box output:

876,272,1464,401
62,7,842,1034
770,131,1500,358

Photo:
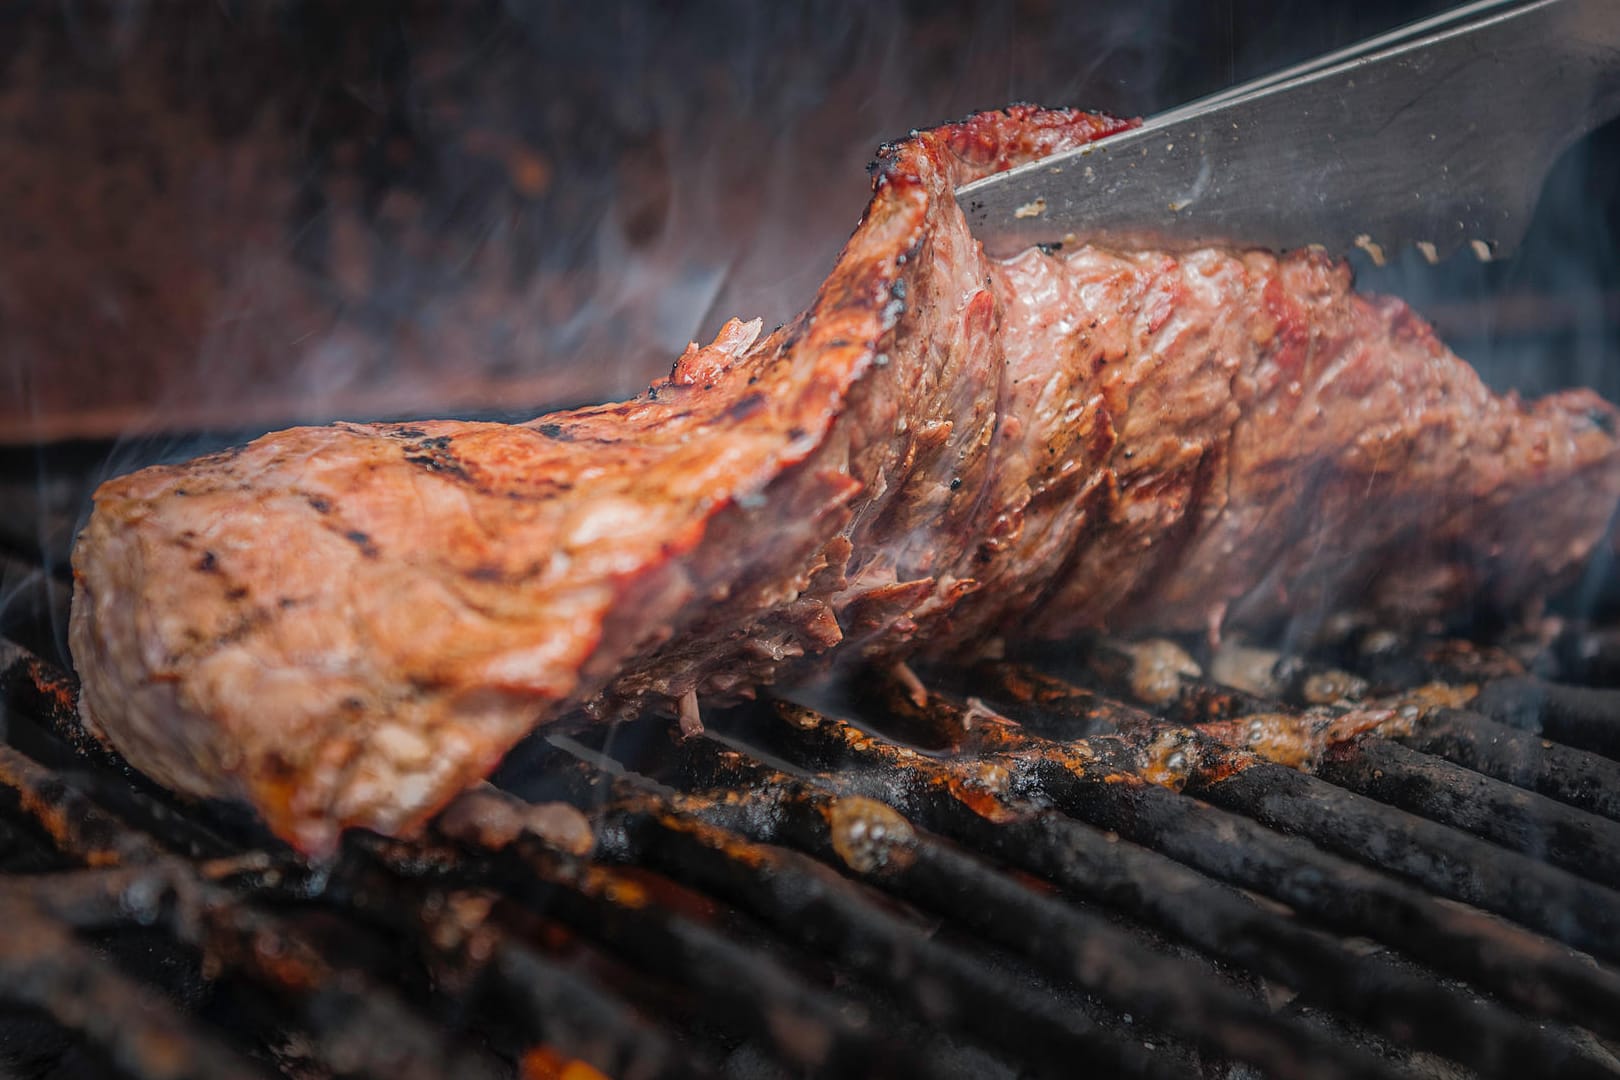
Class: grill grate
4,627,1620,1079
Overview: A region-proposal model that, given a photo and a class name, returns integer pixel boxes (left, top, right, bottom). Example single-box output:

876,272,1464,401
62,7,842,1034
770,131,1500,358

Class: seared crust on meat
71,106,1620,853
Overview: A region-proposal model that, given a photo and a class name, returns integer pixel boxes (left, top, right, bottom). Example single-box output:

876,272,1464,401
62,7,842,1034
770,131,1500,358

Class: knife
957,0,1620,264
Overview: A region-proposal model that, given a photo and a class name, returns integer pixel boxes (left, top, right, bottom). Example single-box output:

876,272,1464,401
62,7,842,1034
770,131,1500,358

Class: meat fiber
70,106,1620,854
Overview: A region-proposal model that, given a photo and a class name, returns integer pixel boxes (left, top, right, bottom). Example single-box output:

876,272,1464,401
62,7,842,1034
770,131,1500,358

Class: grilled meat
70,106,1620,854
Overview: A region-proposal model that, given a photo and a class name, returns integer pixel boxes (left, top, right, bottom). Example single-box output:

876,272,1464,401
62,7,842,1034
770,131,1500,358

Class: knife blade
957,0,1620,264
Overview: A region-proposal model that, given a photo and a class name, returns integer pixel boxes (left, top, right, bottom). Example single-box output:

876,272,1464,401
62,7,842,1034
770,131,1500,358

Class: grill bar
766,718,1610,1079
235,846,705,1080
486,943,706,1080
0,892,268,1080
439,825,924,1077
1187,761,1620,964
0,739,693,1079
945,797,1617,1080
607,804,1186,1079
8,627,1620,1078
1474,678,1620,758
1401,709,1620,823
720,689,1620,1066
0,743,168,866
14,869,508,1079
1047,765,1620,1040
633,746,1406,1080
1317,735,1620,889
1557,623,1620,686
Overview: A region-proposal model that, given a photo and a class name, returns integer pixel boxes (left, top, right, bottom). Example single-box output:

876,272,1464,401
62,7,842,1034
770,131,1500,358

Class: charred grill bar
4,621,1620,1080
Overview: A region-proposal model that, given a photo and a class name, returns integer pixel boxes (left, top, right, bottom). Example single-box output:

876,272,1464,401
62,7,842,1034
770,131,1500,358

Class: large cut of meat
71,106,1620,854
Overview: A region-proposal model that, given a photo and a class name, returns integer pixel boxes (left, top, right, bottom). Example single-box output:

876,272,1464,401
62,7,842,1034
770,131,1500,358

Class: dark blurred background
1,0,1617,659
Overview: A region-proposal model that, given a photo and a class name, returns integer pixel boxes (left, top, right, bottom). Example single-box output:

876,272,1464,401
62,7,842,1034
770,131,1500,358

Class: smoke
0,0,1215,446
1356,123,1620,406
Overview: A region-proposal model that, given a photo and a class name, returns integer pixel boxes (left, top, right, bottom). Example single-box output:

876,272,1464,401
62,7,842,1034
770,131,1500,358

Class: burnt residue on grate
5,626,1620,1079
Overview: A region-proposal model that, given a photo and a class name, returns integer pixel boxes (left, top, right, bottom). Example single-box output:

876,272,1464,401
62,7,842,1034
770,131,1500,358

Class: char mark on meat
69,105,1620,854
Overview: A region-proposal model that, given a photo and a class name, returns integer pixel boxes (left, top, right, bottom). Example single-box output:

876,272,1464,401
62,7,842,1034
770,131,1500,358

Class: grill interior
4,610,1620,1079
